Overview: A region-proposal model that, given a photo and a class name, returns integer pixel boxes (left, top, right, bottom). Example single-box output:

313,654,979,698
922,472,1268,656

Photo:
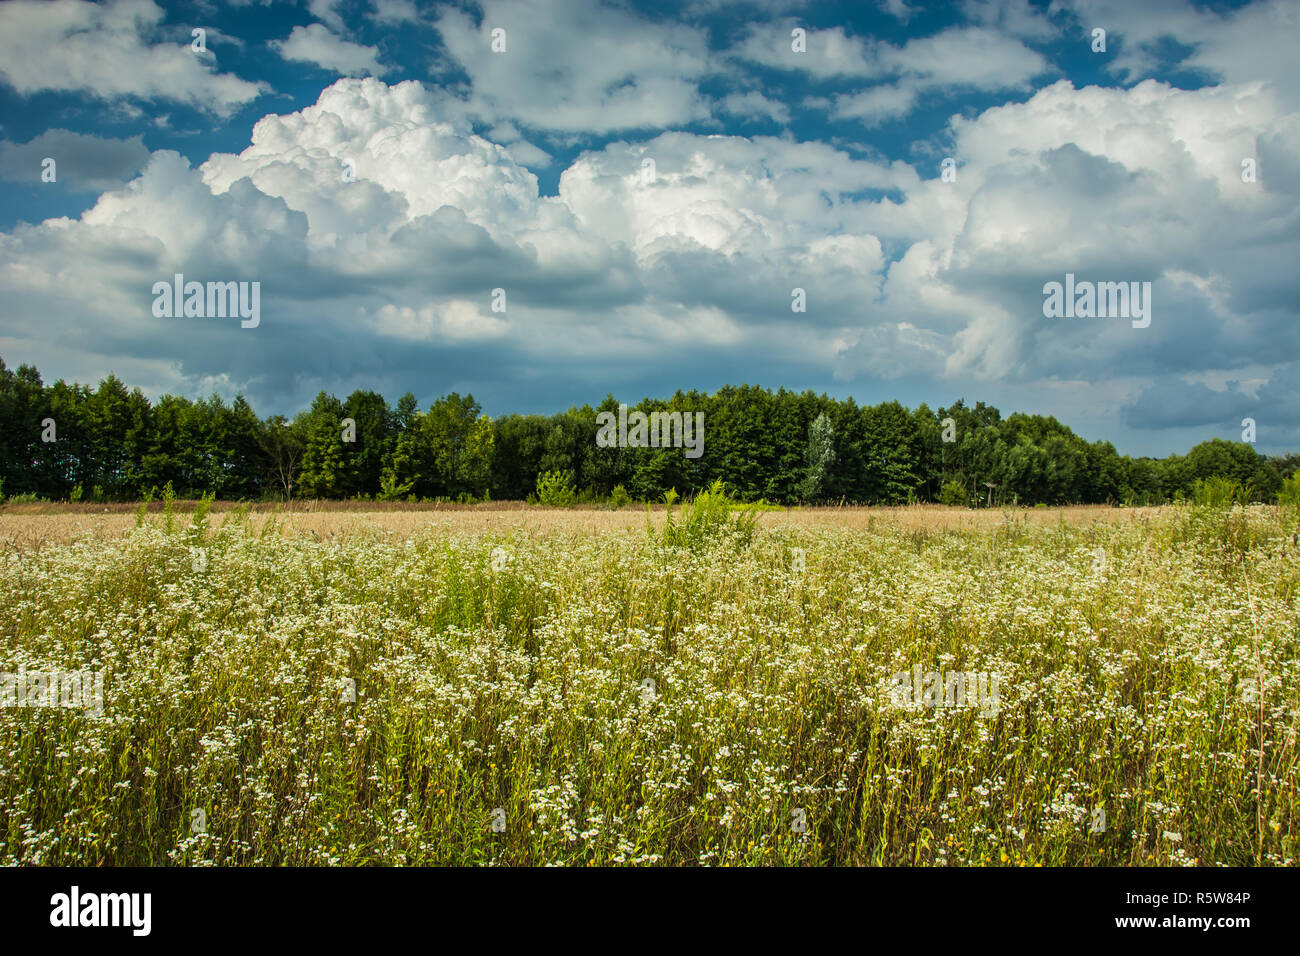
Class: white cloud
960,0,1057,40
830,76,1298,384
0,52,1296,443
273,23,388,77
717,91,792,124
0,78,902,406
307,0,346,33
831,84,920,126
873,26,1051,89
1057,0,1300,109
731,23,874,79
431,0,713,133
735,23,1053,126
880,0,917,23
0,0,266,115
367,301,510,341
732,23,1050,89
482,123,553,167
369,0,420,25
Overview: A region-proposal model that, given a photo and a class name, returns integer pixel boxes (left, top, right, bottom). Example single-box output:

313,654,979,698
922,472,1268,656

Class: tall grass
654,480,758,551
0,500,1295,866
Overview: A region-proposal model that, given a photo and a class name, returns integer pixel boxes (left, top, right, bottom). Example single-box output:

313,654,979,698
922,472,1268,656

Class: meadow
0,496,1296,866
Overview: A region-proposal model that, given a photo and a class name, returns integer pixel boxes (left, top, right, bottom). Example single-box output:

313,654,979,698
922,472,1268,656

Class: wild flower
0,506,1294,865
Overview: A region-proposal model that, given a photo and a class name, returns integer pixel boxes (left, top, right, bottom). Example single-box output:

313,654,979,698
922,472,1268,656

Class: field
1,500,1296,866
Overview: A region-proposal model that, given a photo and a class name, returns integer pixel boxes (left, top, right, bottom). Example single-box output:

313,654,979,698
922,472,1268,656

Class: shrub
610,484,632,509
535,469,576,508
655,480,758,551
1278,473,1300,509
378,471,415,502
729,498,785,512
1193,476,1252,508
938,480,967,507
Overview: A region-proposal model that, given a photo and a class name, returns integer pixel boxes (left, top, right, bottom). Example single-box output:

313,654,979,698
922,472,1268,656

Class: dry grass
0,502,1160,549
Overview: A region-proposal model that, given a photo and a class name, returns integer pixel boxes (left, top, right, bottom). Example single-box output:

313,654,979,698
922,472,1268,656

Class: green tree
424,393,494,499
340,390,392,498
297,392,346,499
258,414,306,499
796,412,835,502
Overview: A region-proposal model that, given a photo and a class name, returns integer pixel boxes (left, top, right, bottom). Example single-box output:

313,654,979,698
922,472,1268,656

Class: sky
0,0,1297,457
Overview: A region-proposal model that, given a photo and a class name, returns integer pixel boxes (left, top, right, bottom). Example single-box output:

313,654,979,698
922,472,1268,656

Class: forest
1,355,1294,506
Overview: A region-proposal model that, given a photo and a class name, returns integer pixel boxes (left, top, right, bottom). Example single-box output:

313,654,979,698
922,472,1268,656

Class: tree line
1,355,1295,506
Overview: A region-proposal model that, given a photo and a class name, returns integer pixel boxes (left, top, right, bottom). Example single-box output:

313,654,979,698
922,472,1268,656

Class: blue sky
1,0,1297,456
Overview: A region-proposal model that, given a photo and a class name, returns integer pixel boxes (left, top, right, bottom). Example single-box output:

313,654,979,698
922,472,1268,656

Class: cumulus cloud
716,91,792,124
430,0,713,133
482,123,553,167
880,0,917,23
0,130,149,192
826,77,1300,389
1122,362,1300,453
366,301,511,342
730,23,874,79
307,0,347,33
830,85,920,126
0,9,1296,457
733,23,1051,88
736,23,1053,127
1056,0,1300,109
368,0,420,25
0,78,905,408
273,23,388,76
1122,378,1255,429
872,26,1052,89
0,0,267,114
959,0,1057,41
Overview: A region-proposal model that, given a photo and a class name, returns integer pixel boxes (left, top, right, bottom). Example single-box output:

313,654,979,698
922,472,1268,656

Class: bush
729,498,785,512
610,484,632,509
378,471,415,502
5,492,44,505
1193,476,1252,508
655,480,758,552
575,487,607,505
937,480,967,507
535,469,576,508
1278,473,1300,509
